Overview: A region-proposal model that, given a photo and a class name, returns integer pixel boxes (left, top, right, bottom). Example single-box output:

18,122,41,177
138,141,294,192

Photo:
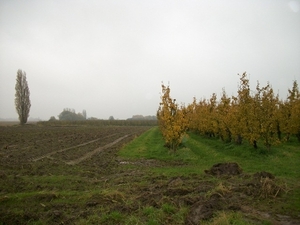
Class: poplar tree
15,69,31,125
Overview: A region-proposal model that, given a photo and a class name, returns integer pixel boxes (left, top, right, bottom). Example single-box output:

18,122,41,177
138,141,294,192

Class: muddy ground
0,124,299,224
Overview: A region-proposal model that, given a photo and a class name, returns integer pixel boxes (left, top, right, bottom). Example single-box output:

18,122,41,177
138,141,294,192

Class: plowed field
0,125,150,224
1,125,145,165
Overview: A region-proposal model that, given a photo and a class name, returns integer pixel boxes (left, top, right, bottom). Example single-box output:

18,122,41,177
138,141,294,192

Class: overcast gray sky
0,0,299,120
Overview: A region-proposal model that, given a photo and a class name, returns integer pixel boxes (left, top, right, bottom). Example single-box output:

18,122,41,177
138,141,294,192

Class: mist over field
0,0,299,120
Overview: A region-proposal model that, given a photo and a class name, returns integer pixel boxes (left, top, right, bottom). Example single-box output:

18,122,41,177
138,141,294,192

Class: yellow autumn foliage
158,74,299,151
157,84,188,151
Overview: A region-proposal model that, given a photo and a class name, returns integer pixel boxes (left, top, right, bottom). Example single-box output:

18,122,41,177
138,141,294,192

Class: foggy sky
0,0,299,120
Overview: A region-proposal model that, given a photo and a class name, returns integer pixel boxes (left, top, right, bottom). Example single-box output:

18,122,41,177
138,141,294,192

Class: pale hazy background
0,0,299,120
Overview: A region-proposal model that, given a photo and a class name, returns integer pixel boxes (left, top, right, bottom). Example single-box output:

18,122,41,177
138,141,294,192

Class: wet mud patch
184,163,292,224
186,194,223,224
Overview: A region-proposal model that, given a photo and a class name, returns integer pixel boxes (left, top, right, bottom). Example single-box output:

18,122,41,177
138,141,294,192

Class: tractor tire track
32,134,117,162
66,134,129,165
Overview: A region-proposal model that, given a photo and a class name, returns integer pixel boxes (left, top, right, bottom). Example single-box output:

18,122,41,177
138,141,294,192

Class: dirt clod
204,162,242,176
186,195,222,224
168,177,183,187
254,171,275,179
0,171,7,179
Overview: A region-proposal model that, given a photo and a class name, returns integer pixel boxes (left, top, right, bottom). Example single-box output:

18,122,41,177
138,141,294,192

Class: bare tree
15,69,31,125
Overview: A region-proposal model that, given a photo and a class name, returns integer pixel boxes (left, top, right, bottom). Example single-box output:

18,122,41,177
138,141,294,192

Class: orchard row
157,72,299,151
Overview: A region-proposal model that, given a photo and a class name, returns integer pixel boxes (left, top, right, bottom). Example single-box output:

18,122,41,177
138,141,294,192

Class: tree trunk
297,131,300,142
253,140,258,149
235,134,242,145
276,122,281,140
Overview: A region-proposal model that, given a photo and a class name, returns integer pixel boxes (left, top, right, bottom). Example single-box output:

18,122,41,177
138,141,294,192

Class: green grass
119,127,168,159
119,127,199,163
202,211,255,225
187,132,300,179
118,127,300,222
120,127,300,179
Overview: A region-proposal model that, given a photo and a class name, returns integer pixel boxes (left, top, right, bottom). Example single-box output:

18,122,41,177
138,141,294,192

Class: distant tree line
127,115,157,120
41,119,157,126
49,113,157,121
49,109,87,121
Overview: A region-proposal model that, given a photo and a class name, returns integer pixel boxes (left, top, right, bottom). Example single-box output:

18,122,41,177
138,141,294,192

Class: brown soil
66,134,129,165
